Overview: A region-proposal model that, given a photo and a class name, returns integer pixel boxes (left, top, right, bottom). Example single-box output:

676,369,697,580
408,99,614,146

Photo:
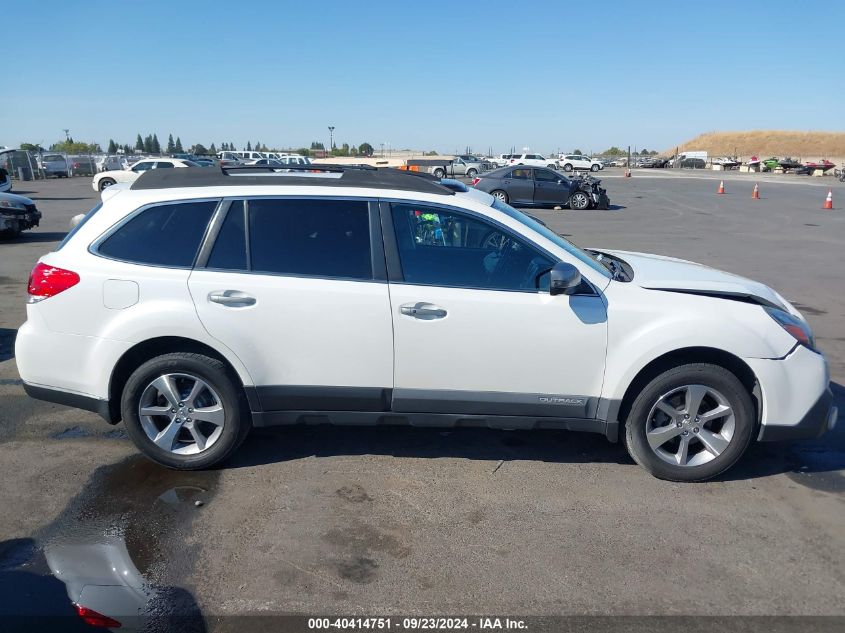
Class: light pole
328,126,335,154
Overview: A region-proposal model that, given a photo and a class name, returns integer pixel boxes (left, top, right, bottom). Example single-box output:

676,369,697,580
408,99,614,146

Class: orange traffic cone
717,180,725,194
823,189,833,209
752,184,760,199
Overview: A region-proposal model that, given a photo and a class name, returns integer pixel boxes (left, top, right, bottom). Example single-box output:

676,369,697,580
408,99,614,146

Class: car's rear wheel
568,191,590,210
624,363,755,482
121,352,250,470
563,163,573,172
433,168,445,179
98,177,116,191
547,164,558,170
590,164,599,172
466,168,478,179
490,189,509,203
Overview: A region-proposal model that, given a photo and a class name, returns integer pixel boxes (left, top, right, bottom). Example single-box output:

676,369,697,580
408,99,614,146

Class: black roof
130,164,455,195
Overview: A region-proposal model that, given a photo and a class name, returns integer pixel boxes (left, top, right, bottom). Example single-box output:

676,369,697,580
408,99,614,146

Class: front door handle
208,290,256,307
399,302,447,320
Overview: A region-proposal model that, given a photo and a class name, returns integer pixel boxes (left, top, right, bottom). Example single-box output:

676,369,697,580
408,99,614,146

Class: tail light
74,605,122,628
27,262,80,303
471,178,480,186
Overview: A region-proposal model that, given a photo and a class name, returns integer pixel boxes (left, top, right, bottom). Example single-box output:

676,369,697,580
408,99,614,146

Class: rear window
97,201,217,267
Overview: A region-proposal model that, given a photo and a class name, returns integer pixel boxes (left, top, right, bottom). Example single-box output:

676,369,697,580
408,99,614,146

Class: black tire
563,163,573,172
0,226,21,239
121,352,251,470
624,363,755,482
490,189,509,203
433,168,445,179
466,168,478,179
98,177,116,191
568,191,590,210
547,164,558,170
590,164,599,172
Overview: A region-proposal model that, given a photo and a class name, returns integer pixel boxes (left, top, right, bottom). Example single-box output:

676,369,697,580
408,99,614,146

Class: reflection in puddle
0,456,217,631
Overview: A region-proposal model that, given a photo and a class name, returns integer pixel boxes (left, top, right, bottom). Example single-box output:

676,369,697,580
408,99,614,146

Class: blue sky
5,0,843,154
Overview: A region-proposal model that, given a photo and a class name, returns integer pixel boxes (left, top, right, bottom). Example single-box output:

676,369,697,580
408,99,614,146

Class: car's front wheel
568,191,590,210
121,352,250,470
624,363,755,482
98,177,116,191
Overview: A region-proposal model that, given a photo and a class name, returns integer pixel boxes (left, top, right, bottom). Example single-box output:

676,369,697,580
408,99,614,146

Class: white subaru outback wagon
16,165,836,481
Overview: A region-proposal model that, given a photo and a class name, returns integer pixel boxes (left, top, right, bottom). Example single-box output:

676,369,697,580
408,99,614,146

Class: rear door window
247,198,372,279
509,168,532,180
97,200,218,267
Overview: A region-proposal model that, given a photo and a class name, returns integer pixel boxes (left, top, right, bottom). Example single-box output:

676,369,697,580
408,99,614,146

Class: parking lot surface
1,175,843,626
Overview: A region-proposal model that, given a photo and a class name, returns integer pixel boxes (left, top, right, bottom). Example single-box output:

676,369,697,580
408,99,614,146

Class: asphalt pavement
0,174,843,629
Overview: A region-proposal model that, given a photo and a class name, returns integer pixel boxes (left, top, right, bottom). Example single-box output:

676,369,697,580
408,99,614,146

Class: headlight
0,199,27,211
764,306,816,351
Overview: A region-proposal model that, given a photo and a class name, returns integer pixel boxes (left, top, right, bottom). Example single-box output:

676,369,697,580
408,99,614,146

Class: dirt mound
665,130,845,158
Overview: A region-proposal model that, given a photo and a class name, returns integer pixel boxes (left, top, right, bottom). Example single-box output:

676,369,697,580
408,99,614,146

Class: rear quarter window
96,200,218,267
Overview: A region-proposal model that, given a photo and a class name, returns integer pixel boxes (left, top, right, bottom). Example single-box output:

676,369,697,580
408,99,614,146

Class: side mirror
549,262,581,296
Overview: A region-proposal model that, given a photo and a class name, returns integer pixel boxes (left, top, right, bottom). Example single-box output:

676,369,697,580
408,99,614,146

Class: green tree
246,141,252,151
135,134,144,152
106,140,116,154
152,134,161,154
166,134,176,154
310,141,325,150
358,142,373,156
295,148,311,157
192,144,208,155
255,141,261,152
209,143,217,154
20,142,44,152
143,135,153,153
174,137,184,153
573,148,583,155
602,146,624,156
424,150,439,156
640,148,648,155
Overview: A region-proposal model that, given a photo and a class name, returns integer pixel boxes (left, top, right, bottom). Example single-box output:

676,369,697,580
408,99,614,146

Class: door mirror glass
549,262,581,296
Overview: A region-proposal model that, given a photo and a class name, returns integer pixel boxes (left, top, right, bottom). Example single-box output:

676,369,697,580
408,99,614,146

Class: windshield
490,198,611,279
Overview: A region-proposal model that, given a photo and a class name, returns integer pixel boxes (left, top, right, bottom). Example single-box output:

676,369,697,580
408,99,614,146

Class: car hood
0,191,34,205
603,249,793,312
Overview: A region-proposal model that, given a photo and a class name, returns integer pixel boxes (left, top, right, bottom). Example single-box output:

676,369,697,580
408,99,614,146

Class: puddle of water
0,455,218,630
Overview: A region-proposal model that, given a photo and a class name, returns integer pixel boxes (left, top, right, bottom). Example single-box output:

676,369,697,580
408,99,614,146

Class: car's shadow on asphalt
0,328,16,362
715,381,845,489
229,382,845,489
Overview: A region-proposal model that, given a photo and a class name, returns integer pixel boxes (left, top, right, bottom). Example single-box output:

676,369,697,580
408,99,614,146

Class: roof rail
221,163,378,173
130,164,457,196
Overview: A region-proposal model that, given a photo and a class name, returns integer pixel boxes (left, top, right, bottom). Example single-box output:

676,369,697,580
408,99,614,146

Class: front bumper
758,387,837,441
0,208,41,232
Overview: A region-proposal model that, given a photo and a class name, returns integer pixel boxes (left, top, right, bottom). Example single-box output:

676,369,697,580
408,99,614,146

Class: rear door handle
208,290,256,307
399,302,447,320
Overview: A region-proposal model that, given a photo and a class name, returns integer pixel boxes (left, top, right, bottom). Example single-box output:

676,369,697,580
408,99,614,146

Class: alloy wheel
570,192,589,209
138,373,225,455
645,384,735,467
